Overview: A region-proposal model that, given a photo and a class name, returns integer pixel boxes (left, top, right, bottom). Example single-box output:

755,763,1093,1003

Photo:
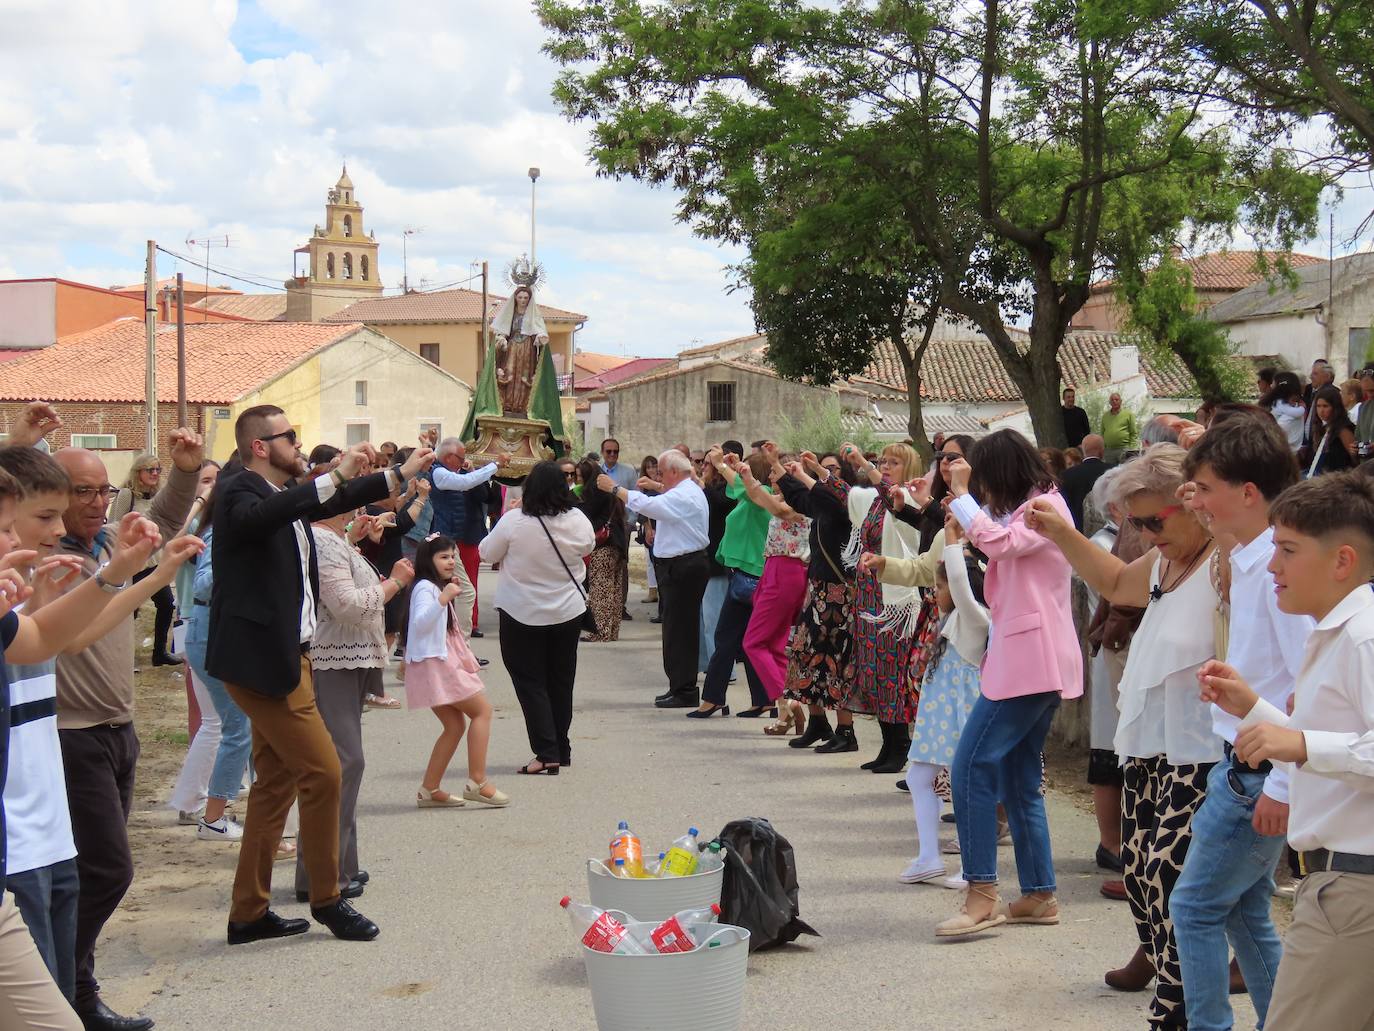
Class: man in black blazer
1059,434,1109,530
207,404,434,946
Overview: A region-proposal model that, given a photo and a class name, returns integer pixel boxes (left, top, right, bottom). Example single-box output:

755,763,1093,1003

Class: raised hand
156,535,206,576
944,456,971,495
840,443,864,468
596,473,617,494
168,428,206,473
636,475,659,492
107,513,161,581
399,447,437,479
492,452,511,469
347,514,373,545
336,443,379,481
414,477,432,498
857,552,887,576
0,568,33,620
8,402,62,448
944,508,964,543
1023,497,1069,541
390,559,415,587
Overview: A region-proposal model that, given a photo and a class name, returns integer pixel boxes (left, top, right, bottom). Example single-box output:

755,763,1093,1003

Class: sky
0,0,1369,360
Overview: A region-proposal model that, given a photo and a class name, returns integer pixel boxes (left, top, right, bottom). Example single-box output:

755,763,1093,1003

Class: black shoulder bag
536,516,599,635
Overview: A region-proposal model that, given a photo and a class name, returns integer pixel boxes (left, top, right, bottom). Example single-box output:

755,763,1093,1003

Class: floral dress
782,476,853,710
907,633,981,767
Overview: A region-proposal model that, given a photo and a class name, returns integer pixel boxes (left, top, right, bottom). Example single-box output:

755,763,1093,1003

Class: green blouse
714,477,771,578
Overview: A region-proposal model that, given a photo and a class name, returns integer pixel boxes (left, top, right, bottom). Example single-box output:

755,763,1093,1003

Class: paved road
105,573,1256,1030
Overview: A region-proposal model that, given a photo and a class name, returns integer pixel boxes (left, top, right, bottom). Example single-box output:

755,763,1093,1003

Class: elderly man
598,449,709,707
55,432,204,1031
1301,359,1335,452
1099,393,1139,466
429,438,507,637
1356,369,1374,459
1059,434,1108,530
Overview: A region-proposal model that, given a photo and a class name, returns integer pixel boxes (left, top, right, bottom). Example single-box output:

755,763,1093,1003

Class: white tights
907,762,943,870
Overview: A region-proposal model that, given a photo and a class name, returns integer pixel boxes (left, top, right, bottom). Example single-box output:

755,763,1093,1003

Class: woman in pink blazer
936,430,1081,938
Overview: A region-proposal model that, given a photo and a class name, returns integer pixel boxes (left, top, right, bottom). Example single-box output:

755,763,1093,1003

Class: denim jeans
185,610,252,802
1170,757,1285,1031
701,575,768,708
7,858,79,1002
698,574,728,673
951,692,1059,893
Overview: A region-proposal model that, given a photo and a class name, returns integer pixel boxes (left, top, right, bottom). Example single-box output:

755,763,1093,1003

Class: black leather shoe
227,909,310,947
650,615,663,624
151,652,184,666
655,694,698,709
896,778,910,791
470,628,484,638
790,714,833,749
477,657,490,668
296,878,364,904
1096,844,1124,873
814,725,859,753
311,899,380,941
354,870,370,885
622,610,633,621
79,1000,155,1031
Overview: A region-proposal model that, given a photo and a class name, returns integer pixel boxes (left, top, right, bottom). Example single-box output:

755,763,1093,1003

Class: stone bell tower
285,165,384,321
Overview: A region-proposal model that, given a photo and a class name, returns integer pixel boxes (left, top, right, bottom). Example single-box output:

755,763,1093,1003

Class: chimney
158,286,172,323
1110,344,1140,383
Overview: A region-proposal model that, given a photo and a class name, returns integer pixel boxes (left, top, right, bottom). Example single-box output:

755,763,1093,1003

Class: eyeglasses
1127,504,1182,534
564,472,577,481
259,429,298,446
72,485,114,502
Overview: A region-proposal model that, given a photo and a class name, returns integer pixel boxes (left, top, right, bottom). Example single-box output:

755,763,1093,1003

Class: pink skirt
404,629,486,709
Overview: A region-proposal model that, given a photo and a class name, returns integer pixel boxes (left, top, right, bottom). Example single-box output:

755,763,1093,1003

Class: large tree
540,0,1320,444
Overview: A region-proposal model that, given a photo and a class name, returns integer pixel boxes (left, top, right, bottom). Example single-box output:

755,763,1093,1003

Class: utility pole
176,273,187,428
144,240,158,450
402,227,422,293
528,167,540,265
480,260,489,376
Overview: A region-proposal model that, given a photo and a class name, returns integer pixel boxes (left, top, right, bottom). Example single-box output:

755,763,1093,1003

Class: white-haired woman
1027,444,1220,1028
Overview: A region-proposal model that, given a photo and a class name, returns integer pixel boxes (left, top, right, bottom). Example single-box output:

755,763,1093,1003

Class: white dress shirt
622,479,710,557
1238,586,1374,854
432,462,498,492
1218,528,1315,802
478,508,596,626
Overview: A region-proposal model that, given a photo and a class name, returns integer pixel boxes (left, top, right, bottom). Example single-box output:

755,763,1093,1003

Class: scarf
843,485,924,638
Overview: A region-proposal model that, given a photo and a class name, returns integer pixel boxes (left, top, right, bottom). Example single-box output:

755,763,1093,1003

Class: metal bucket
586,858,724,923
581,912,749,1031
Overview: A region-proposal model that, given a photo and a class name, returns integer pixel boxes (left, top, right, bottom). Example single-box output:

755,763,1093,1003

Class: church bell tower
285,165,384,321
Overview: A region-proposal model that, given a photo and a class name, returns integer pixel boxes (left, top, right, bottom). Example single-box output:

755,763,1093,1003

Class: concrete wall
0,281,58,348
221,355,323,462
1221,312,1325,373
608,364,840,460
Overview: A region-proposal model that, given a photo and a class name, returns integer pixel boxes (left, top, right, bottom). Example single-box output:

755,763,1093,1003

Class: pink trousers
743,555,809,701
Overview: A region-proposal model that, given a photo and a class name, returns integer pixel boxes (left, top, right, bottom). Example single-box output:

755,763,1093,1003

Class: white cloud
0,0,756,357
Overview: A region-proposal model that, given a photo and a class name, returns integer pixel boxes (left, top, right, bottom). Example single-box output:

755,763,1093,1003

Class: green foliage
776,396,880,456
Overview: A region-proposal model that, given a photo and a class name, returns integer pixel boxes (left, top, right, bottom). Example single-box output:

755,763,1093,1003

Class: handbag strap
536,515,588,602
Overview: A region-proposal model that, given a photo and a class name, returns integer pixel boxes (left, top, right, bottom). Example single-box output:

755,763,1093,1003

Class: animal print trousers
1121,755,1215,1029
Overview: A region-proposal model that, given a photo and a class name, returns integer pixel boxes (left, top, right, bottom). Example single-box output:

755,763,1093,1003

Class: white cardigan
405,578,472,663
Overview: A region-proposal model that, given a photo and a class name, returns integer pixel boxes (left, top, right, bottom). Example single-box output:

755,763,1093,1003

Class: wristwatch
93,562,125,594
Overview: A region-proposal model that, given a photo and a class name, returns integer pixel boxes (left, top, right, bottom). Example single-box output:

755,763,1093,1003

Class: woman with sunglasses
1025,444,1220,1026
109,454,181,665
575,457,628,642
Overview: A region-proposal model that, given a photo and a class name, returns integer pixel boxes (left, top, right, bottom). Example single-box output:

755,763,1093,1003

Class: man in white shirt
1172,417,1312,1031
598,449,709,707
1199,470,1374,1031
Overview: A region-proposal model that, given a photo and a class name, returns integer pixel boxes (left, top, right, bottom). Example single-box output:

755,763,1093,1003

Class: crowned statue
489,275,549,419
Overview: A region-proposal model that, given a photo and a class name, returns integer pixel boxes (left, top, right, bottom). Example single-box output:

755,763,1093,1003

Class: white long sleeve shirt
1238,585,1374,854
432,462,498,492
478,508,596,626
622,479,709,558
1219,528,1315,802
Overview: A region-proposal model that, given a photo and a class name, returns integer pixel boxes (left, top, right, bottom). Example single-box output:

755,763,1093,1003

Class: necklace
1149,537,1213,603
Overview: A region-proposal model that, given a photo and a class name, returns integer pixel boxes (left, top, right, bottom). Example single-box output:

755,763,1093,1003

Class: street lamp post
402,227,421,292
528,166,540,265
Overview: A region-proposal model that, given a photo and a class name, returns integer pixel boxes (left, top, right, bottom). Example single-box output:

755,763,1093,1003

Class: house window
360,255,369,282
343,214,353,238
419,343,440,365
345,423,370,447
342,253,353,280
707,381,736,422
71,433,117,449
354,380,367,406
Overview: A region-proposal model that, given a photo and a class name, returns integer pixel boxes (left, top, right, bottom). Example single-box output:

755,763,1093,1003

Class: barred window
707,381,736,422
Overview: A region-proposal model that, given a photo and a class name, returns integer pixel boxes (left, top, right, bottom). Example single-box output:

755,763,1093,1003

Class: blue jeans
1171,757,1285,1030
186,611,252,801
952,692,1059,893
698,574,728,673
701,576,768,708
7,858,80,1002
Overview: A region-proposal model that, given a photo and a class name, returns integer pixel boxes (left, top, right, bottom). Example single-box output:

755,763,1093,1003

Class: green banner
460,339,503,444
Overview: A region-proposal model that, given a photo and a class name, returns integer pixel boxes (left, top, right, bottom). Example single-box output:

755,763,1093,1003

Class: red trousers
458,542,482,629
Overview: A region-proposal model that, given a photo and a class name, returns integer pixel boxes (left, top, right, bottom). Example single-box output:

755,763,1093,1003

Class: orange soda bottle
609,820,646,877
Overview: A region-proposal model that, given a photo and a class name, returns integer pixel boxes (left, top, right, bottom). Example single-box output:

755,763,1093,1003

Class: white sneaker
898,859,948,884
942,873,968,890
197,816,244,842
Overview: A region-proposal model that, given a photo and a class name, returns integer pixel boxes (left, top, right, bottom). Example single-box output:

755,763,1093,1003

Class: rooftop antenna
402,227,424,292
185,234,230,321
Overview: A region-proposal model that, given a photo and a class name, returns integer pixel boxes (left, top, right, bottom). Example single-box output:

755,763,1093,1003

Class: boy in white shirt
1199,470,1374,1030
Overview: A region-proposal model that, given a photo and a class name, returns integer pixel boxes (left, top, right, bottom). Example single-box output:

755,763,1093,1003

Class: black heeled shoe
735,706,777,719
872,725,911,774
814,724,858,753
686,703,730,718
860,722,895,770
790,713,833,749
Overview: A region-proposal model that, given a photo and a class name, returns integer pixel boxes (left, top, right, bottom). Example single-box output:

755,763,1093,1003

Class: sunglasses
1127,504,1183,534
934,452,960,463
141,466,162,474
259,428,298,446
602,448,619,455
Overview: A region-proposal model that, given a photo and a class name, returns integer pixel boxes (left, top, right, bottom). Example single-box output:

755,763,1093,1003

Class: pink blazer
965,490,1083,701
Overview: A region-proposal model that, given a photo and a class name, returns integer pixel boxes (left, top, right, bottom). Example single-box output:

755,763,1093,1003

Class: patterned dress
907,637,981,767
782,477,854,710
846,487,921,723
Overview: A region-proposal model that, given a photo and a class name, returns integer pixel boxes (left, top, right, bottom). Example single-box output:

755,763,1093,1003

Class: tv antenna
185,235,231,321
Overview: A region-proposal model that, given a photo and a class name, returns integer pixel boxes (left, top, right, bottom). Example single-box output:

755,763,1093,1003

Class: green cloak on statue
460,340,566,459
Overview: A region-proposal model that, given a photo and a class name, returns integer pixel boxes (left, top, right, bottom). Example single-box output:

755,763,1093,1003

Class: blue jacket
429,470,497,545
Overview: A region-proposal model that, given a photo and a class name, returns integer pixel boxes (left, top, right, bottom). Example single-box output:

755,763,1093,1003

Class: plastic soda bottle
658,827,701,878
699,841,724,872
610,858,633,878
559,897,648,955
648,903,722,954
647,851,667,877
609,820,645,877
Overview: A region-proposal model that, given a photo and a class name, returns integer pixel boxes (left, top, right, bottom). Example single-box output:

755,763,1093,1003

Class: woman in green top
691,450,775,718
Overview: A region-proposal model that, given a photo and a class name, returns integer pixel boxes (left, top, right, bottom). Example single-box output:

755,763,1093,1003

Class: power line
155,246,287,292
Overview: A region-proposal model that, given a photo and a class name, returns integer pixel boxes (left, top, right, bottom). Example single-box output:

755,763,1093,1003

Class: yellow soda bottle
659,827,701,878
609,821,645,877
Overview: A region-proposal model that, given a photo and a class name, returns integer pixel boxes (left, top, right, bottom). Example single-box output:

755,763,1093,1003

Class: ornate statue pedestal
467,414,554,480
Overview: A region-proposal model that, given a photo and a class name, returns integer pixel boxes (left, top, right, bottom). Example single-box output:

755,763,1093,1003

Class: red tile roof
573,351,630,376
574,357,673,392
1091,250,1324,295
0,320,362,404
323,288,587,325
191,294,288,321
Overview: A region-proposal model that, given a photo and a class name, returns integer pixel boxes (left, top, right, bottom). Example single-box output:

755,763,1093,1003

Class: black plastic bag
710,817,818,952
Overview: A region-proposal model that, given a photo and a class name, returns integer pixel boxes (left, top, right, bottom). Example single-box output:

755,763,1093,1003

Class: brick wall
0,401,209,461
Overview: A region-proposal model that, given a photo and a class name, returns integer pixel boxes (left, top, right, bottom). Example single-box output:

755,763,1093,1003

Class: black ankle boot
790,713,833,749
861,722,895,770
871,723,910,773
815,723,858,753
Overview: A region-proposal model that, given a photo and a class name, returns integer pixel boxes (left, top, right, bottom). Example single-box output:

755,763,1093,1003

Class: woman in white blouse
479,461,595,775
301,507,415,901
1026,444,1219,1028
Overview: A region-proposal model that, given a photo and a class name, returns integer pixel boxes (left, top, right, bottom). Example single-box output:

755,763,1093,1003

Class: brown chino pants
225,657,342,923
0,892,81,1031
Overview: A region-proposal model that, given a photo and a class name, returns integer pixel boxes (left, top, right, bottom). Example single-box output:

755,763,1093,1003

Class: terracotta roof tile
323,288,586,325
1091,250,1324,295
192,294,289,321
0,319,361,404
573,351,630,376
